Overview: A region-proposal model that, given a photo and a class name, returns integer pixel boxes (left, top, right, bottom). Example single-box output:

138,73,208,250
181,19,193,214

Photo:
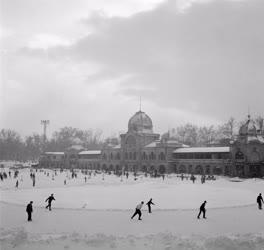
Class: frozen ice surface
0,168,264,250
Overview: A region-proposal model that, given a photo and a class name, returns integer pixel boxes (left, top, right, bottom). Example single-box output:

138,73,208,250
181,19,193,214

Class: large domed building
39,112,264,178
100,110,178,174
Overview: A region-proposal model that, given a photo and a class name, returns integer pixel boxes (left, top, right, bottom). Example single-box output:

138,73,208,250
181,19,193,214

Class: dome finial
139,96,142,111
247,105,251,121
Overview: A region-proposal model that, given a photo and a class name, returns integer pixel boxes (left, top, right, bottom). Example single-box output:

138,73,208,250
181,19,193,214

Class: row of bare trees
0,127,104,161
0,116,263,161
162,116,263,146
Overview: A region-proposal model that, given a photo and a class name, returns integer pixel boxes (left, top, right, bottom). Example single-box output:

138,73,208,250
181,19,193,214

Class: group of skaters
0,170,19,181
25,193,264,222
131,194,264,221
179,174,216,183
26,193,56,221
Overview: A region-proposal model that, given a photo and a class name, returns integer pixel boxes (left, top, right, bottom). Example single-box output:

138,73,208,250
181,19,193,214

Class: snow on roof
144,140,160,148
113,145,121,149
144,140,190,148
45,152,64,155
248,136,264,144
174,147,230,153
78,150,101,155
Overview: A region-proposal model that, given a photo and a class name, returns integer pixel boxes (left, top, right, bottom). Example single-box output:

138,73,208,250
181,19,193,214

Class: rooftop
78,150,101,155
45,152,64,155
174,147,230,154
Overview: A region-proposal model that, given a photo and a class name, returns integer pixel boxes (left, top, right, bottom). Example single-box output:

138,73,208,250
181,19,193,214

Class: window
150,152,155,160
159,152,165,161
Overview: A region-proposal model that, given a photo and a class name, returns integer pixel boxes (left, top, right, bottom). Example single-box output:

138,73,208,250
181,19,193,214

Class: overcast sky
1,0,264,138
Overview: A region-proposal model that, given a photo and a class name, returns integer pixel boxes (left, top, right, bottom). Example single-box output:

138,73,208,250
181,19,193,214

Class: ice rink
0,167,264,250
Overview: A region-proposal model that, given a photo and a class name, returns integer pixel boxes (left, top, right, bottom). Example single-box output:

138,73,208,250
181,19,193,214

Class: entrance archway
159,165,166,174
195,165,204,175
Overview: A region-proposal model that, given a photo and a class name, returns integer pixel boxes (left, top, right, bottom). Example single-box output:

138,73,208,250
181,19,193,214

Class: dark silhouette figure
257,193,263,210
26,201,33,221
15,180,19,188
197,201,207,219
131,201,144,220
146,198,155,213
45,194,55,211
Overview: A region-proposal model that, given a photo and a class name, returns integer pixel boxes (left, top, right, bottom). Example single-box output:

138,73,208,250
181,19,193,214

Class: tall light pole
41,120,50,143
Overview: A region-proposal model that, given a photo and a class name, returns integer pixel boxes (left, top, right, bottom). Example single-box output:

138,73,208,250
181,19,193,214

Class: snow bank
1,228,264,250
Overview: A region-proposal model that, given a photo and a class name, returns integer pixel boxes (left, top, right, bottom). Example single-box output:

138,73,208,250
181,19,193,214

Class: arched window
110,153,113,160
150,152,155,160
159,152,165,161
116,153,120,160
235,150,244,160
133,152,137,160
129,152,132,160
125,152,128,160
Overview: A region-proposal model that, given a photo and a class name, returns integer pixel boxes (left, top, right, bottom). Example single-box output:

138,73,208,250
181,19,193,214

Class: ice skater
45,193,56,211
131,201,144,220
26,201,33,221
15,180,19,188
197,201,207,219
146,198,155,213
257,193,263,210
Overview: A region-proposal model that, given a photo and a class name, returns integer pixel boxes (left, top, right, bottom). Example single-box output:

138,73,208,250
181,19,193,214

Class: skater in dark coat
257,193,263,210
131,201,144,220
26,201,33,221
197,201,207,219
45,194,55,211
146,198,155,213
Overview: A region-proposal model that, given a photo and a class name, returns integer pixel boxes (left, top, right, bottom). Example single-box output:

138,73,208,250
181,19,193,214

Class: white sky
1,0,264,138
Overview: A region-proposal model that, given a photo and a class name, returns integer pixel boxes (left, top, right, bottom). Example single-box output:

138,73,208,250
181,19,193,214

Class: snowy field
0,166,264,250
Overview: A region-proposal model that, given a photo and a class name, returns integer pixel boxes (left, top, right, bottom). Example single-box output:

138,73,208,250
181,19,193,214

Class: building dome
128,110,153,133
239,116,257,136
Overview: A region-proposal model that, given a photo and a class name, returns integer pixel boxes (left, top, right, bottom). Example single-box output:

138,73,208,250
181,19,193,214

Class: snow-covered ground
0,167,264,249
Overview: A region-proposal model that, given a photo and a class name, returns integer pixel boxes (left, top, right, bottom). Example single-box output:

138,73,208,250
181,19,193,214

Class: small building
231,116,264,177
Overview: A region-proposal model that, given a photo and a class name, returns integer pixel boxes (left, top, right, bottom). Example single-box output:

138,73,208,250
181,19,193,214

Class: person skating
15,180,19,188
257,193,263,210
131,201,144,220
26,201,33,221
197,201,207,219
45,193,55,211
146,198,155,213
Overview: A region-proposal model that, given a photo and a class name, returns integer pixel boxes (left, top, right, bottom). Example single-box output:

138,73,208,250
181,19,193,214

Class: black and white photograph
0,0,264,249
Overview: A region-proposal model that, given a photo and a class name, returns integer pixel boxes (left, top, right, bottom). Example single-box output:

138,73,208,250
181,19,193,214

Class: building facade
39,112,264,177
